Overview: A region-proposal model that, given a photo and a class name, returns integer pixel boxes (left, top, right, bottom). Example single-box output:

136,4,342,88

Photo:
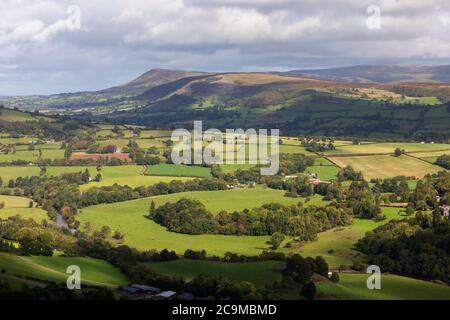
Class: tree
394,148,403,157
81,169,90,183
113,230,124,240
301,282,316,300
269,232,285,249
315,256,329,277
149,201,156,217
64,145,73,159
330,272,340,283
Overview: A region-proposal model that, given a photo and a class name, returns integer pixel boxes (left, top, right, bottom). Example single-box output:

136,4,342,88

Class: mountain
101,68,211,95
100,71,450,140
3,66,450,140
285,65,450,84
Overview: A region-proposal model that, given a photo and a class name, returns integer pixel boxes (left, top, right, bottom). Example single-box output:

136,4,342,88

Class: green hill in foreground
0,252,128,288
316,273,450,300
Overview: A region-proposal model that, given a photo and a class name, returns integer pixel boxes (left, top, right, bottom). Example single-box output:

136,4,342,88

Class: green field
0,195,47,221
77,188,326,255
97,138,165,149
0,165,194,190
0,252,128,288
145,260,284,288
48,165,192,190
0,108,40,122
329,155,444,180
297,207,403,268
0,166,40,180
146,164,212,178
317,273,450,300
219,164,256,174
305,165,339,181
0,149,65,163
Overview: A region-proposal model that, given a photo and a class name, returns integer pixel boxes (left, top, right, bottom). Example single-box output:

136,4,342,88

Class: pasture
0,108,39,122
97,138,165,149
0,149,65,163
317,273,450,300
48,165,192,190
305,165,339,181
297,207,403,268
0,165,194,190
144,260,284,288
77,188,326,255
0,252,128,288
0,195,47,221
146,164,212,178
328,155,443,180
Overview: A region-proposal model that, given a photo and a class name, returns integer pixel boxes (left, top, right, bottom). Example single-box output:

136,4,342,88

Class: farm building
155,291,177,300
131,284,161,294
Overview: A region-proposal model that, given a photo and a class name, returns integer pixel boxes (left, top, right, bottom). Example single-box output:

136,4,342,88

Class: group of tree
300,138,336,152
356,213,450,283
150,198,352,240
80,178,227,208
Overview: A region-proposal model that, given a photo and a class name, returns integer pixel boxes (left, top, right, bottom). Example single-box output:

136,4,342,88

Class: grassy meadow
0,195,47,221
0,252,128,288
296,207,404,268
77,188,326,255
146,164,212,178
316,273,450,300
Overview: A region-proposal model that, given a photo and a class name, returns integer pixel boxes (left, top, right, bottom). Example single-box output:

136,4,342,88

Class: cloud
0,0,449,94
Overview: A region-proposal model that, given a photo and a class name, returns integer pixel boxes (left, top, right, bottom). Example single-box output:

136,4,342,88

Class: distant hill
3,66,450,140
101,68,211,95
286,65,450,84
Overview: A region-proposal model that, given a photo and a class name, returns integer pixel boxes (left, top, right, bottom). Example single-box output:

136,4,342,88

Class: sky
1,0,450,95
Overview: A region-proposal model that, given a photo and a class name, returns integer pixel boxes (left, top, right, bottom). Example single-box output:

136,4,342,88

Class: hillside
101,68,211,95
100,72,450,140
286,65,450,84
3,67,450,140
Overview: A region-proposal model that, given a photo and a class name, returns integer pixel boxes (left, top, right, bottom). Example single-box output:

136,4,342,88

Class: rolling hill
101,68,211,95
286,65,450,84
3,66,450,140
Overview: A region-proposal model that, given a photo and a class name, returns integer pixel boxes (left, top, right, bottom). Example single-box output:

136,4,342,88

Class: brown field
328,154,444,180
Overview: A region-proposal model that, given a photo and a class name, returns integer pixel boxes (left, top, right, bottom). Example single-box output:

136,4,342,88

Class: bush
330,272,340,283
301,282,316,300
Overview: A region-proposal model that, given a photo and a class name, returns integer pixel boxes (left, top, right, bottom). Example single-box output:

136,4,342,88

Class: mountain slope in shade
286,65,450,84
101,68,212,95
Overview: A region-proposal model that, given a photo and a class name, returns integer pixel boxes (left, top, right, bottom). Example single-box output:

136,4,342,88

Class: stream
56,212,77,235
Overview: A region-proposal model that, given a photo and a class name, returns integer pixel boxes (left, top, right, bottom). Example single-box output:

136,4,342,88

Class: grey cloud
0,0,449,94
